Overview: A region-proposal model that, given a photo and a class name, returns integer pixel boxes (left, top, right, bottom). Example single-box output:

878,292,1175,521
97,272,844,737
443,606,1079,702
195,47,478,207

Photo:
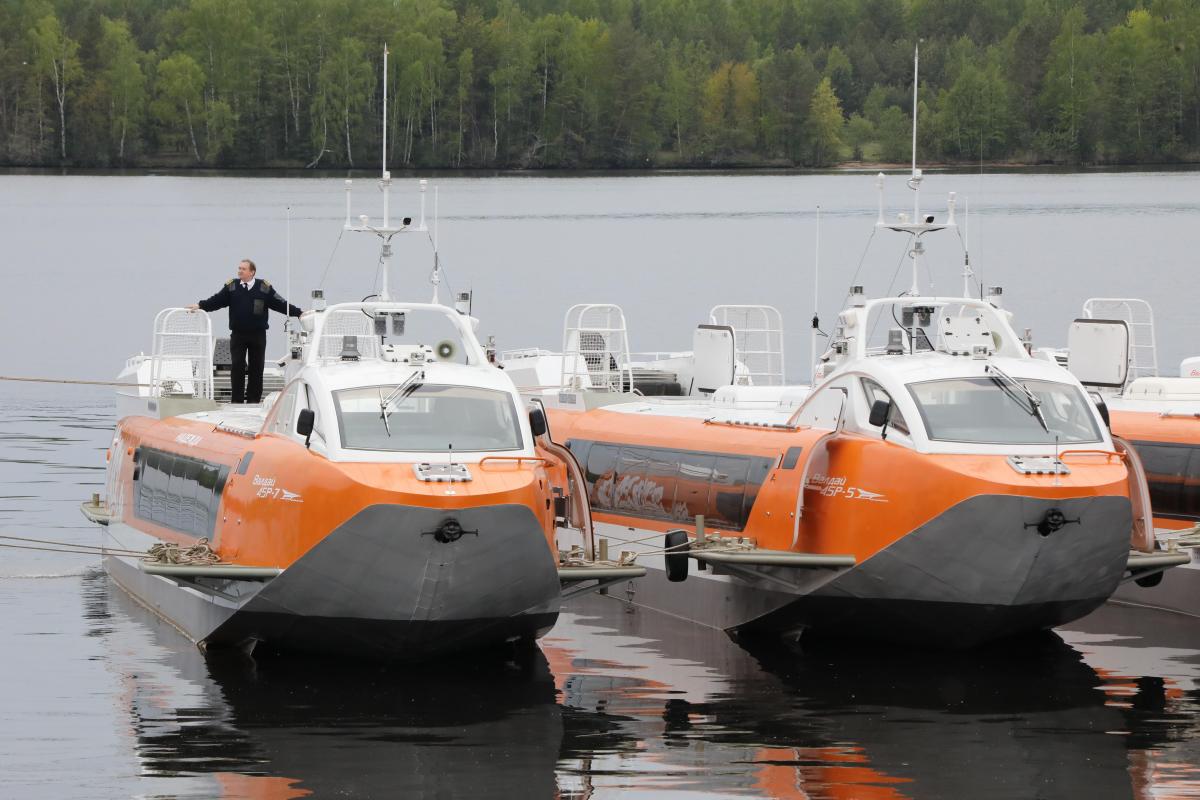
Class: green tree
152,52,205,162
28,13,80,161
823,44,854,110
758,44,818,162
936,61,1014,159
845,112,873,160
1038,6,1100,162
807,75,844,165
877,104,911,162
314,37,374,168
702,61,759,160
661,41,710,160
600,20,662,165
487,5,535,164
1100,8,1183,160
96,17,146,162
454,47,474,166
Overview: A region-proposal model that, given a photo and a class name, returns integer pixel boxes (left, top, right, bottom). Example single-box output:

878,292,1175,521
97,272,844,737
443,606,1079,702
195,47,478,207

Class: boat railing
150,308,214,400
314,308,383,362
710,305,785,386
561,304,634,392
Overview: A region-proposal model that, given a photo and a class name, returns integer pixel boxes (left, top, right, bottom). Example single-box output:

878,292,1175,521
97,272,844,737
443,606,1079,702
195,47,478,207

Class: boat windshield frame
906,376,1104,446
332,382,524,453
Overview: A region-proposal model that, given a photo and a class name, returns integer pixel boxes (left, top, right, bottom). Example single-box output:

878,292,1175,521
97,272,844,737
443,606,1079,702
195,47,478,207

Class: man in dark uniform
188,259,302,404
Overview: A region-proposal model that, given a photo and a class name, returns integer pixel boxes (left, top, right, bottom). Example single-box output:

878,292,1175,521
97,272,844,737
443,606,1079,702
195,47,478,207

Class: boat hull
579,493,1133,648
105,502,562,660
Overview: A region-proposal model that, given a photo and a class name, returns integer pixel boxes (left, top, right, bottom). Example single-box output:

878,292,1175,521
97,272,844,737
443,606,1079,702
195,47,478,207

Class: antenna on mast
961,195,975,298
341,44,427,302
875,42,954,302
811,205,821,383
382,43,388,181
430,185,441,304
907,43,922,296
285,205,292,332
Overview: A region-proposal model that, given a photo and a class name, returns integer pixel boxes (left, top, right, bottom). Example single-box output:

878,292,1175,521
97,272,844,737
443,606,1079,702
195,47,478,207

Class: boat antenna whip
430,184,441,304
907,42,922,297
285,204,292,332
341,44,427,302
811,205,821,382
960,195,974,298
874,42,955,325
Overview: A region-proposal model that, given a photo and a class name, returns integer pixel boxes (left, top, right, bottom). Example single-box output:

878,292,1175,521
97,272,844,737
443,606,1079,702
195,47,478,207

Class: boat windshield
334,384,523,452
907,377,1103,445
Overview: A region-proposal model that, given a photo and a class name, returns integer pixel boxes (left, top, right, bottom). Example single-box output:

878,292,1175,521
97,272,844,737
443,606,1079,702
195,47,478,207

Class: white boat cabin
117,300,537,464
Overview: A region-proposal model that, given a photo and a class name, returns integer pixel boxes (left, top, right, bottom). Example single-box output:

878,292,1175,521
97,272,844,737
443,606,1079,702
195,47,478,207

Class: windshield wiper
985,364,1049,434
379,370,425,436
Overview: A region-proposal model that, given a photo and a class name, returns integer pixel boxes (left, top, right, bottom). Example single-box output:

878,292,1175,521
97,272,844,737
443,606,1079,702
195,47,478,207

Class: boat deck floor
181,402,270,436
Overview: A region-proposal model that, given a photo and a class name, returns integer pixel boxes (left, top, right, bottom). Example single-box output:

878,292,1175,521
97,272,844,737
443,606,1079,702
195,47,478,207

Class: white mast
908,43,922,297
430,185,441,304
862,43,958,353
285,205,292,330
342,44,427,302
379,43,391,300
811,205,820,382
962,195,973,298
874,45,955,303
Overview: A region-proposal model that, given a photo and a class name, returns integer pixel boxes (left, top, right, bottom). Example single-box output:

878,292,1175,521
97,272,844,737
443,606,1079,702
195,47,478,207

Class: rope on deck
1162,526,1200,550
144,538,222,566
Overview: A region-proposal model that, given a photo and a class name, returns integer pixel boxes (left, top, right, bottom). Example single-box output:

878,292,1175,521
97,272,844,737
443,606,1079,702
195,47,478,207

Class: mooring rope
0,534,143,555
0,534,224,564
0,375,151,388
0,542,135,557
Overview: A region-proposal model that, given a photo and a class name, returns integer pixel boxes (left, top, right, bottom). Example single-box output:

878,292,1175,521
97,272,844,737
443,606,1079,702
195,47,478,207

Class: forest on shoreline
2,0,1198,170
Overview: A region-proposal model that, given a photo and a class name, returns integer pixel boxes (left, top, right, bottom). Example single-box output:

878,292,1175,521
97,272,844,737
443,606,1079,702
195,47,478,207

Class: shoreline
4,161,1200,179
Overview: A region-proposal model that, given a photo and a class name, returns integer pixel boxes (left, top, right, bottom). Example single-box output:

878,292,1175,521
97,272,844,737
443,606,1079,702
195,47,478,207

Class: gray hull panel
105,504,562,660
104,550,246,641
605,494,1134,648
208,503,562,658
751,494,1133,646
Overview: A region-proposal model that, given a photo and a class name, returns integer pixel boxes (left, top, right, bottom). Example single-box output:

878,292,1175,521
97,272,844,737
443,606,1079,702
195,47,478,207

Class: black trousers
229,329,267,404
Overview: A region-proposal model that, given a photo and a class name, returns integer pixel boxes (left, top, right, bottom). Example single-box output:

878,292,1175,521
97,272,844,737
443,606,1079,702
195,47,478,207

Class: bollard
598,538,609,563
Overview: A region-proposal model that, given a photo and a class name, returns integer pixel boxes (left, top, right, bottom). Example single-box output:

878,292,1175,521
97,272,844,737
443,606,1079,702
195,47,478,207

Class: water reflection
7,385,1198,798
86,565,1200,800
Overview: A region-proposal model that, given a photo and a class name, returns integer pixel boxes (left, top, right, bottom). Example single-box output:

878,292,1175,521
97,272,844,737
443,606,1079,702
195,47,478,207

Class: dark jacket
198,278,302,332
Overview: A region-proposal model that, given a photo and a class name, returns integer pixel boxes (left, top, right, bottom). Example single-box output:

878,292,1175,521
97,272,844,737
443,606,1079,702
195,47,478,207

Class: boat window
860,378,910,435
907,377,1102,445
300,383,325,443
1131,441,1197,521
568,438,773,531
709,455,750,529
675,451,718,519
271,382,299,436
133,447,229,538
333,384,522,452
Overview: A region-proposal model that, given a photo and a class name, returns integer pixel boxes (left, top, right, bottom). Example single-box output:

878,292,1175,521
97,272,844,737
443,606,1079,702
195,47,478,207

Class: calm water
3,172,1200,798
2,170,1200,380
